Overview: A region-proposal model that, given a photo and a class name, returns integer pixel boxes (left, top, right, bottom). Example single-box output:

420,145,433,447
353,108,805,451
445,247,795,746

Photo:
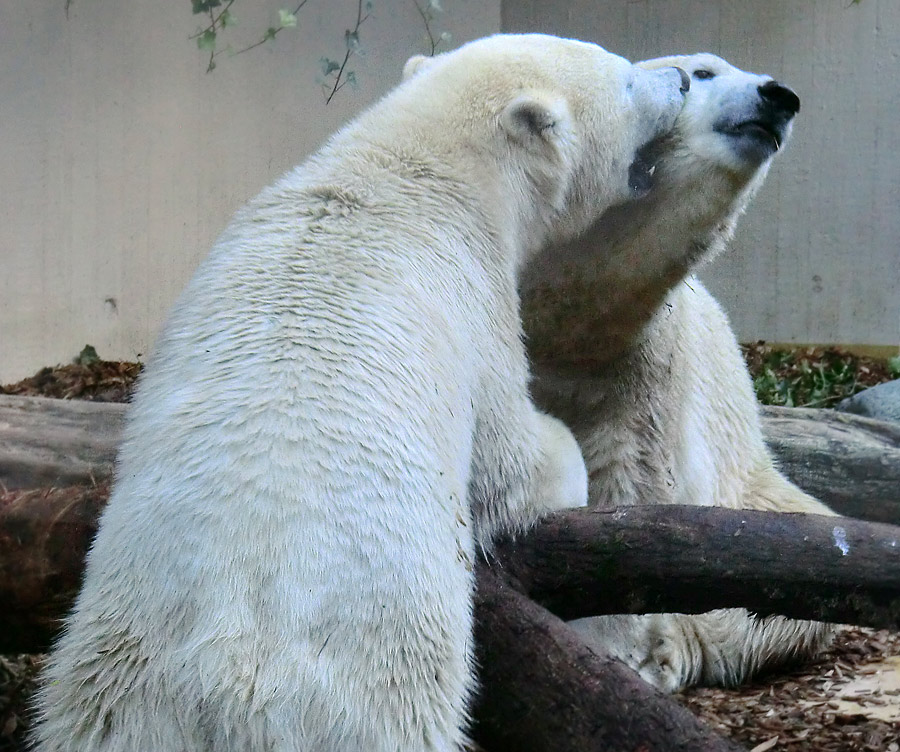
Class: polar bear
520,53,837,693
31,35,689,751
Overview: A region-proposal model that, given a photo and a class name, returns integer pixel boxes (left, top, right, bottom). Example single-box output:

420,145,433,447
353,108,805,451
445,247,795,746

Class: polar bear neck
292,110,564,278
520,167,756,373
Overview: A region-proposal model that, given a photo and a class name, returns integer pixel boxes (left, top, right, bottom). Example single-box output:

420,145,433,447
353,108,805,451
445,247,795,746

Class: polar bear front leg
571,609,836,693
528,411,590,515
470,407,588,543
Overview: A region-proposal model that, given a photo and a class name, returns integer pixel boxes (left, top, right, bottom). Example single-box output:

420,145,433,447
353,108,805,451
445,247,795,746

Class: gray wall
504,0,900,351
3,1,897,383
0,0,500,382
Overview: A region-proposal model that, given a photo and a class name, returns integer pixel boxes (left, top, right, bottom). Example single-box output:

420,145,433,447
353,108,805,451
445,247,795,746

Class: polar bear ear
402,54,437,81
500,93,571,151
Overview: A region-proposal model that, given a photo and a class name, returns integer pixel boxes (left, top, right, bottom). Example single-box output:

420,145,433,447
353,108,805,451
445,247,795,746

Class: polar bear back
31,33,691,751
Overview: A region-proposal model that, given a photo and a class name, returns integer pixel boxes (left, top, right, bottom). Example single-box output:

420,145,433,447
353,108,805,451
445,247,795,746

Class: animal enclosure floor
2,357,900,751
678,626,900,751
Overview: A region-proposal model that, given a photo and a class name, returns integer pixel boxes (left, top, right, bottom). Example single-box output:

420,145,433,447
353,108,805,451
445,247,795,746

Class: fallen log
2,396,898,524
488,505,900,629
1,485,749,752
761,404,900,523
472,566,743,752
0,484,107,654
0,395,122,490
4,485,900,654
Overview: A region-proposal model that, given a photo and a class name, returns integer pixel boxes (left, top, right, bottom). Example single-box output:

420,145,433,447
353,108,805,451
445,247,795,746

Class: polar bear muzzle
714,79,800,157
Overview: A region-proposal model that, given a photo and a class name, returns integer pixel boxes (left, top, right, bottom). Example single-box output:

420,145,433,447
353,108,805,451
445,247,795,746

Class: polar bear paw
532,412,589,513
631,624,693,693
570,614,697,693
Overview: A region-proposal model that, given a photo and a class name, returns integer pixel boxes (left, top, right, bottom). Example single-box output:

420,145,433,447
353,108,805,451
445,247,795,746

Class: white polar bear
520,53,837,693
31,35,688,751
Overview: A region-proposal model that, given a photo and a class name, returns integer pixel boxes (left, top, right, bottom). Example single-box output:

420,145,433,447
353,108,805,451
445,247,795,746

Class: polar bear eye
693,69,716,80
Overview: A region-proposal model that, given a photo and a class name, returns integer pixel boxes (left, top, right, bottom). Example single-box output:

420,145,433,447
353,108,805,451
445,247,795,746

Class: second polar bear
31,35,689,751
521,53,836,693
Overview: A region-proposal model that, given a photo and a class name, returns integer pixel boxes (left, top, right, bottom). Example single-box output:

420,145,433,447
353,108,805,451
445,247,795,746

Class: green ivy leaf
197,28,217,51
75,344,100,366
345,30,360,50
319,57,340,75
264,26,279,41
191,0,222,15
888,355,900,377
278,9,298,27
220,9,235,27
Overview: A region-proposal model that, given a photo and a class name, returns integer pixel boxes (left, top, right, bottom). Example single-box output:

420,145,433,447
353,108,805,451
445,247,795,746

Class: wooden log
761,404,900,523
472,565,743,752
4,485,900,654
488,505,900,631
0,484,107,653
0,395,123,490
2,396,899,523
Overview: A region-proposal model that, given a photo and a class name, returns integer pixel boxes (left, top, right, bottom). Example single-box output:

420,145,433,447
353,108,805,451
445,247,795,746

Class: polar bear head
636,53,800,193
519,53,800,367
394,34,689,253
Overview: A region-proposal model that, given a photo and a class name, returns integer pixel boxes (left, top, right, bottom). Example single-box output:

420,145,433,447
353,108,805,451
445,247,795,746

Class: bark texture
472,565,744,752
761,404,900,523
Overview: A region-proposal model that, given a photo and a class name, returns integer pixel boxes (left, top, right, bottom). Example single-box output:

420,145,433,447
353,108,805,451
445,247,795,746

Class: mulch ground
0,358,141,403
2,351,900,751
679,627,900,751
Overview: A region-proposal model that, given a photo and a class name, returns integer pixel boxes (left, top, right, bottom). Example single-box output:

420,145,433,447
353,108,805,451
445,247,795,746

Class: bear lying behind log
521,53,836,692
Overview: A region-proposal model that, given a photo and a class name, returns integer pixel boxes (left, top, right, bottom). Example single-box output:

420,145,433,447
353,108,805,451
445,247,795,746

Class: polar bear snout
711,77,800,164
758,80,800,117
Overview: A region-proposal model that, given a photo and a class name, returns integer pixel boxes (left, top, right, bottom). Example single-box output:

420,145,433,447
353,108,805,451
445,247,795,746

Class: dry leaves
679,627,900,751
0,357,141,403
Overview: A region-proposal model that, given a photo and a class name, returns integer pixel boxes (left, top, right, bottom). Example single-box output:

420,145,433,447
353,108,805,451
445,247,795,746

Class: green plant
189,0,449,101
743,343,898,409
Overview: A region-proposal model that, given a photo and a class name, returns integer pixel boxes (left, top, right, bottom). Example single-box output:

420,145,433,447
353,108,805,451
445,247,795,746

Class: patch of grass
742,342,900,409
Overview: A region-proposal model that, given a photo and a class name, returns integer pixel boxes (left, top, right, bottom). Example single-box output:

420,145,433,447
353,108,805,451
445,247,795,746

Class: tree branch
322,0,369,104
487,505,900,630
3,482,899,654
472,566,745,752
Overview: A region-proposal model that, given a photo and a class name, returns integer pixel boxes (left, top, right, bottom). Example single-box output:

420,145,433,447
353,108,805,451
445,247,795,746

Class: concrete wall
504,0,900,352
0,0,500,382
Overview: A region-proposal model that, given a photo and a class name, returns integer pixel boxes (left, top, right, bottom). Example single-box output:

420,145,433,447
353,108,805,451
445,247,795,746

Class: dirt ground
3,355,900,751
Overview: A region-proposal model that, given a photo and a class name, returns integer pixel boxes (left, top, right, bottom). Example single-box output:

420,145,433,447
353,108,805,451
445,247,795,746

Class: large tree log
488,505,900,629
761,404,900,523
4,486,900,655
2,396,899,523
472,566,743,752
0,395,122,489
0,484,107,654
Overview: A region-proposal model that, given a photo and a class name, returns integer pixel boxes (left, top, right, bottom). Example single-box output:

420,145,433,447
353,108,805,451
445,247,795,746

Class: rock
837,379,900,424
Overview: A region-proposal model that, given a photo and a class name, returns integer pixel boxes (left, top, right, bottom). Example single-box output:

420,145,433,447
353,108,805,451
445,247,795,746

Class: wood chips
679,626,900,751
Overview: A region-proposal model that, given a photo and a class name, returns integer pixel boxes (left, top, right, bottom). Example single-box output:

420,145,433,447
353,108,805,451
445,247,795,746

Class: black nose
758,80,800,115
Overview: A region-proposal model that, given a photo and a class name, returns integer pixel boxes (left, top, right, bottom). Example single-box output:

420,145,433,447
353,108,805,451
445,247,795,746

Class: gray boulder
837,378,900,423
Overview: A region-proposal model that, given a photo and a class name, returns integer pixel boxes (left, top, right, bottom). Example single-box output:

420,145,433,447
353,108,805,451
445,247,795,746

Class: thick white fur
521,53,836,693
31,35,689,750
